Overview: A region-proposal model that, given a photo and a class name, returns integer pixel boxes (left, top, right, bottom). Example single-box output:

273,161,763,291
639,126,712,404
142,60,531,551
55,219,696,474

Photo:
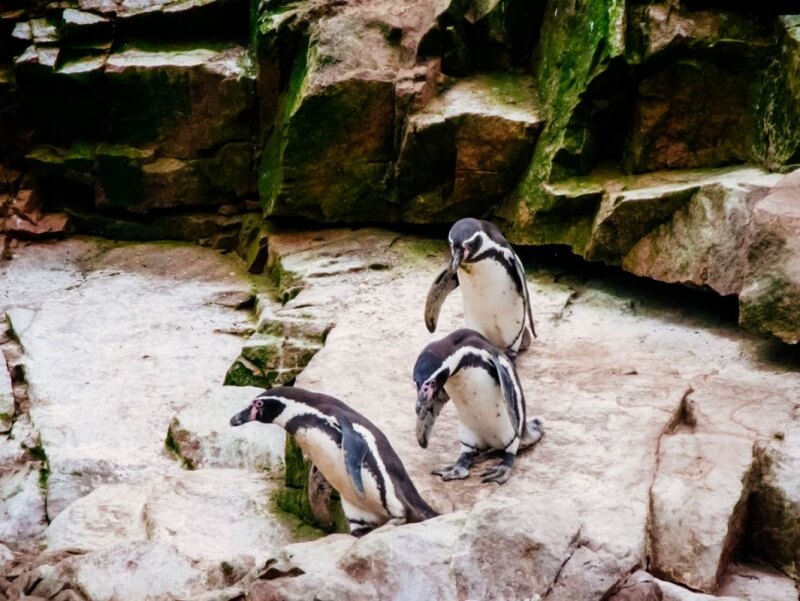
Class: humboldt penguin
425,217,536,357
413,329,543,484
230,386,438,536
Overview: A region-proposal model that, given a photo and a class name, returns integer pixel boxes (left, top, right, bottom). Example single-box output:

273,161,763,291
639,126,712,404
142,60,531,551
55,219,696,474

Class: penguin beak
450,247,464,273
416,389,447,449
229,406,253,427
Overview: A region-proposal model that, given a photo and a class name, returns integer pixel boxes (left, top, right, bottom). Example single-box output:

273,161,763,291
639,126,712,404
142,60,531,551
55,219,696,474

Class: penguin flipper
424,266,459,333
512,253,536,339
338,414,369,500
491,353,522,434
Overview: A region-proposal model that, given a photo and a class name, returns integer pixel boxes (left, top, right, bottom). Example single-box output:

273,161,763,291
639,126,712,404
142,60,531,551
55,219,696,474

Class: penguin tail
405,493,439,523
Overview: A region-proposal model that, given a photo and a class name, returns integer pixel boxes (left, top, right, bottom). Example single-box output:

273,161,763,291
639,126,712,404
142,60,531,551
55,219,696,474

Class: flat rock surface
1,231,799,600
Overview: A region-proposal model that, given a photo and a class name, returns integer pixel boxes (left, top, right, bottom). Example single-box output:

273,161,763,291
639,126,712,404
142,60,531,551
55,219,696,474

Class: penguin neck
442,345,491,378
272,398,332,434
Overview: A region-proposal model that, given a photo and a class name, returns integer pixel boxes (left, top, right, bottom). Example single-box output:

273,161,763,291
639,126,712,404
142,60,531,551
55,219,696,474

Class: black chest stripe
470,248,523,296
454,354,500,384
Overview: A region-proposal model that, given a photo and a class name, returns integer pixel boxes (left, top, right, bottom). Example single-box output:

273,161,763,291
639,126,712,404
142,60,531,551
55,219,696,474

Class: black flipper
491,353,522,434
338,414,369,500
424,266,459,333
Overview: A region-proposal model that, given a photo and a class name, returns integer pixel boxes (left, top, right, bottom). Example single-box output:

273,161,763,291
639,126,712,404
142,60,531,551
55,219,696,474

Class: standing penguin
413,329,543,484
425,218,536,357
230,386,438,536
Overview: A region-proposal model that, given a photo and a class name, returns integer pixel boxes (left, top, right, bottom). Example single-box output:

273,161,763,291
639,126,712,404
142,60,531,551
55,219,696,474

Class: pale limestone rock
740,168,800,344
451,495,581,600
0,463,47,544
0,353,12,432
650,433,755,593
45,484,150,552
607,570,662,601
717,563,798,601
655,578,743,601
167,385,284,470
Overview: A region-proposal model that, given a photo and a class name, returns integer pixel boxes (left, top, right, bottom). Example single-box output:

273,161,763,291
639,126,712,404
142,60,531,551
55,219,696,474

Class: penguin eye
254,399,264,409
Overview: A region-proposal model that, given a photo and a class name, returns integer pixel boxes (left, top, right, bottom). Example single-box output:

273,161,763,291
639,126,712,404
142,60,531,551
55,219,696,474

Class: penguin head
413,350,450,414
230,393,287,427
448,218,485,270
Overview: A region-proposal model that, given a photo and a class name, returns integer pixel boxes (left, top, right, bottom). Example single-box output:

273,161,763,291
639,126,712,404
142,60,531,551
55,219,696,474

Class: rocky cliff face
2,0,800,343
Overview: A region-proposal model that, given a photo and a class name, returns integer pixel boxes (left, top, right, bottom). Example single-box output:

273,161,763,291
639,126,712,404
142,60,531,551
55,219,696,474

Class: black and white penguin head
230,393,287,427
413,350,450,413
448,218,487,271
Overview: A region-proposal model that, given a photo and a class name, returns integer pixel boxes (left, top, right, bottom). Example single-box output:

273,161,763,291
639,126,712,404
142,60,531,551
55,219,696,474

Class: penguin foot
480,463,513,485
432,463,470,481
480,451,516,484
521,418,544,449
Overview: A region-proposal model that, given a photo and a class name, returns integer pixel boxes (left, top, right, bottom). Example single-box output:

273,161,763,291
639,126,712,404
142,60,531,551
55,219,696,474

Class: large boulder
739,170,800,344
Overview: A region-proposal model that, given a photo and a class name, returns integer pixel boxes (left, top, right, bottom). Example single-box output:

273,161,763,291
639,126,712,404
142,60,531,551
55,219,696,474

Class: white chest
459,260,524,348
445,367,517,449
293,428,389,518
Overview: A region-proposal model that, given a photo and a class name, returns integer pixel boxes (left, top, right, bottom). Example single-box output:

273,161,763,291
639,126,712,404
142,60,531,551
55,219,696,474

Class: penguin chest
294,428,387,516
293,428,389,519
459,260,524,348
445,367,516,450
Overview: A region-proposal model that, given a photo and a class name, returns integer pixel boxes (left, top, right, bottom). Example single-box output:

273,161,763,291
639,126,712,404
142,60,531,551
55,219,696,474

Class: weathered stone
1,240,258,519
59,8,112,42
0,464,47,544
167,385,285,471
654,578,742,601
451,495,581,600
717,563,798,601
628,5,772,63
650,433,756,593
105,46,254,159
397,73,542,223
624,60,756,173
744,427,800,578
0,354,13,432
739,170,800,344
42,469,295,600
255,0,449,223
607,570,662,601
621,173,778,295
4,213,70,239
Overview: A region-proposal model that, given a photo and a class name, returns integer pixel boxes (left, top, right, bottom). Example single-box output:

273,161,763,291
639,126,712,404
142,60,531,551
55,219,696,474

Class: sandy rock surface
1,231,798,600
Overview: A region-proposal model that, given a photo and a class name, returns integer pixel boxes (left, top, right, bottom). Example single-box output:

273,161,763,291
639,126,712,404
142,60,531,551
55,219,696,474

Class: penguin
425,217,537,357
413,329,543,484
230,386,438,536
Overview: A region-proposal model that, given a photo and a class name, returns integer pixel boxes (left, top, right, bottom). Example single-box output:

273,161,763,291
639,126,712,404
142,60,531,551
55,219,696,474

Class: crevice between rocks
542,524,584,599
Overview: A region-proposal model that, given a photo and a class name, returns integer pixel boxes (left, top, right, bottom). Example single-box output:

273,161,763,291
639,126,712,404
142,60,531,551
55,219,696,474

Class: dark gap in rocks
516,244,742,328
114,0,250,44
680,0,800,17
735,451,800,578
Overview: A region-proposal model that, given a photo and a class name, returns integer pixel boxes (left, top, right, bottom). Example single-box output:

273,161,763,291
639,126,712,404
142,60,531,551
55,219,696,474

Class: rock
167,385,285,471
654,578,742,601
4,213,70,239
649,433,756,593
397,73,543,223
451,495,581,600
0,542,14,569
1,354,13,432
624,60,756,172
1,240,260,518
59,8,111,42
42,469,295,600
607,570,662,601
620,172,777,295
739,170,800,344
744,427,800,577
0,463,47,544
104,46,254,159
255,0,447,223
717,563,798,601
628,5,772,63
